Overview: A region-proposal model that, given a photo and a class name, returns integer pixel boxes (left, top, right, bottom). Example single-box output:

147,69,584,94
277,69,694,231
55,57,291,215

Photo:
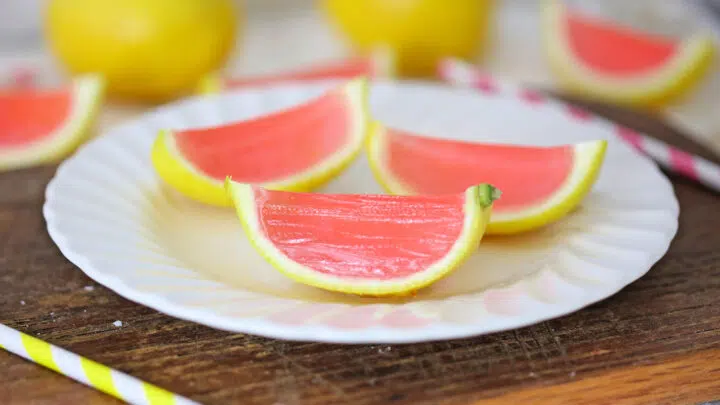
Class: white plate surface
44,79,678,343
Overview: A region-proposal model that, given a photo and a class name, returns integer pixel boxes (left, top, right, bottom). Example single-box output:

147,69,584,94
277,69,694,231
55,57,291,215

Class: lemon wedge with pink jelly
200,50,394,94
367,123,607,235
543,0,714,108
152,78,370,206
0,74,105,171
226,178,499,296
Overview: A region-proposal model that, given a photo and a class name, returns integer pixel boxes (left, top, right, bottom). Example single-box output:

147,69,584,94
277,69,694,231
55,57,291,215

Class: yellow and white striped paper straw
0,323,199,405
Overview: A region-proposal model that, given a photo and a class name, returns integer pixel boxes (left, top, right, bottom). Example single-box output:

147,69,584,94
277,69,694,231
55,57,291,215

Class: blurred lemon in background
320,0,493,78
45,0,239,102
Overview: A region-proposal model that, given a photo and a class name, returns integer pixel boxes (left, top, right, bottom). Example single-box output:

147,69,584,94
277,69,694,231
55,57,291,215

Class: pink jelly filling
0,89,70,147
254,188,466,280
385,130,574,211
567,11,676,76
225,58,374,88
173,88,351,183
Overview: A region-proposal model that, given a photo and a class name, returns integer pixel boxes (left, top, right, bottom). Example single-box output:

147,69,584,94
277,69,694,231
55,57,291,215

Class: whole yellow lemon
45,0,239,102
320,0,493,78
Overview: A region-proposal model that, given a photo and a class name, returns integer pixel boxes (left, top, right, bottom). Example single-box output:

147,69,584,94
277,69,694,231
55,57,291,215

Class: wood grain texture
0,101,719,405
475,349,720,405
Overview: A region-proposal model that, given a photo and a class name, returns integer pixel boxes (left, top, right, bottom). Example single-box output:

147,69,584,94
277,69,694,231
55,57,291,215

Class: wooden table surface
1,98,719,405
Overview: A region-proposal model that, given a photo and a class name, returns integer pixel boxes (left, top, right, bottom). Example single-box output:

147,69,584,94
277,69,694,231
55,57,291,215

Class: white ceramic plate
44,79,678,344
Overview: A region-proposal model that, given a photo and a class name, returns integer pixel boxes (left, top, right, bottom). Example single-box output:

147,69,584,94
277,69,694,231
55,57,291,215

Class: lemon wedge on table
0,74,105,171
542,0,715,108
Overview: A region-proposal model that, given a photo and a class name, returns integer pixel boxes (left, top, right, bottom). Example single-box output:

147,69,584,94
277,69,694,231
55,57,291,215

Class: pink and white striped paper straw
437,58,720,193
